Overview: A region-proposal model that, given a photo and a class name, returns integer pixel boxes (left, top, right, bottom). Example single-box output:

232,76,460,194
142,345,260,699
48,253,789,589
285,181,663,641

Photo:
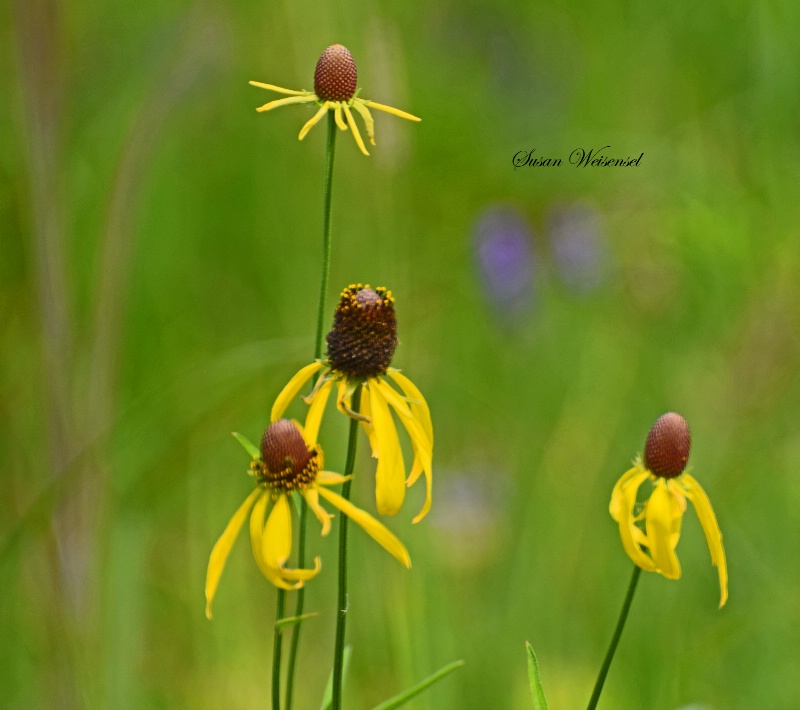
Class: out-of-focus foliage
2,0,799,707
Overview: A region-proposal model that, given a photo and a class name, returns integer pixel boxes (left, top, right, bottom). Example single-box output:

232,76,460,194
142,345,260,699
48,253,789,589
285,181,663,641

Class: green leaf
370,660,465,710
320,646,352,710
232,432,260,459
274,611,320,631
526,642,549,710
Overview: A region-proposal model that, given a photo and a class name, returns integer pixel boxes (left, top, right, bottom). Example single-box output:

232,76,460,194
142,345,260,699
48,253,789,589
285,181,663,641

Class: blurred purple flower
473,206,535,319
546,202,608,294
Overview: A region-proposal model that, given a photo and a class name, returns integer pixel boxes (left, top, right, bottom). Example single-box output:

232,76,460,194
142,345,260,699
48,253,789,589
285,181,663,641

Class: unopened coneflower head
609,412,728,607
204,416,410,619
272,284,433,523
249,44,421,156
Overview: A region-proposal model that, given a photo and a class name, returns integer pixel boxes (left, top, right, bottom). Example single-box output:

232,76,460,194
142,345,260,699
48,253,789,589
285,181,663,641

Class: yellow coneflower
610,412,728,607
272,284,433,523
205,417,410,619
250,44,421,156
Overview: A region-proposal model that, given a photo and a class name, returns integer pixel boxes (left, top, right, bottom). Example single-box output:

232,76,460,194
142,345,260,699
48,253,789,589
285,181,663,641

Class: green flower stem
332,385,363,710
272,589,286,710
283,501,307,710
314,110,338,360
284,110,338,710
586,564,642,710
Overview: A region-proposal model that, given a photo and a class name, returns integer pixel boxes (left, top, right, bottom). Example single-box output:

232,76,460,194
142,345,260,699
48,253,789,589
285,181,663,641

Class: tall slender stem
586,565,642,710
272,589,286,709
332,385,363,710
283,502,307,710
284,109,338,710
314,110,338,360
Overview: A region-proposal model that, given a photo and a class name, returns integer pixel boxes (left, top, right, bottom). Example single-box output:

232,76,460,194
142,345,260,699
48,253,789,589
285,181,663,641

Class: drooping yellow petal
299,102,331,140
610,466,644,521
317,486,411,568
262,493,292,570
303,487,333,536
280,556,322,581
249,81,312,96
369,382,406,515
646,481,682,580
205,488,263,619
682,474,728,608
363,100,421,122
304,378,333,445
334,104,348,131
376,378,432,476
250,492,299,590
410,459,432,524
256,95,318,113
343,103,369,155
317,471,351,485
351,100,376,145
272,362,325,421
374,379,432,520
387,370,433,445
359,385,379,457
612,470,656,572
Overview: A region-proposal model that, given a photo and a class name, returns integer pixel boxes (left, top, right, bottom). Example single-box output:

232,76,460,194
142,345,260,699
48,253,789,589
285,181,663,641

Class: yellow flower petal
610,466,641,521
280,556,322,581
317,486,411,568
304,378,333,445
205,488,263,619
272,362,324,422
250,492,298,590
334,104,348,131
317,470,351,485
263,493,292,570
373,379,432,521
359,385,379,457
612,470,656,571
256,95,318,113
299,102,331,140
369,382,406,515
646,480,682,580
303,487,333,536
682,474,728,608
351,100,376,145
363,100,422,122
343,103,369,155
249,81,312,96
387,370,433,445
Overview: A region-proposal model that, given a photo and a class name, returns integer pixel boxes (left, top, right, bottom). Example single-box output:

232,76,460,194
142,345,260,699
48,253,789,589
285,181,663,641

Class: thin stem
283,501,307,710
284,108,338,710
314,111,338,360
272,589,286,710
586,565,642,710
332,385,363,710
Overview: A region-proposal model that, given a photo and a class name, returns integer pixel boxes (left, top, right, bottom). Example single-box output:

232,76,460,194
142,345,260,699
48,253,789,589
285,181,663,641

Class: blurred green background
3,0,799,708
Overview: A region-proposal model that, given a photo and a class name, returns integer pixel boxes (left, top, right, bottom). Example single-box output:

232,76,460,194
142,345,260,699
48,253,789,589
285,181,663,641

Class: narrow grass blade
320,646,352,710
526,642,549,710
232,432,260,458
274,612,319,631
371,660,465,710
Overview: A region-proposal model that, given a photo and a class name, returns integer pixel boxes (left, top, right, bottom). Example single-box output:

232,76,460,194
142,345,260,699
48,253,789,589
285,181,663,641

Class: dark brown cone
644,412,691,479
259,419,317,491
326,284,397,379
314,44,357,102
